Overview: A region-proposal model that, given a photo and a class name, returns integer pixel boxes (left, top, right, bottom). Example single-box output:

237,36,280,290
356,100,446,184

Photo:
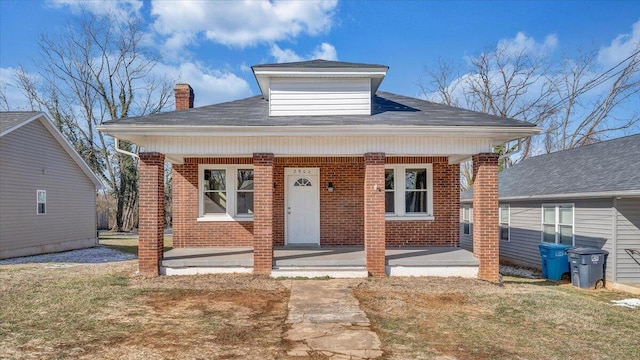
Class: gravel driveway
0,246,136,265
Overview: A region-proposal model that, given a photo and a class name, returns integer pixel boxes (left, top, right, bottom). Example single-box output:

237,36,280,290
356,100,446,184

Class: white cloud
151,0,338,50
311,42,338,61
47,0,143,18
497,32,558,57
270,44,303,63
151,62,252,107
270,42,338,63
598,19,640,67
1,62,251,112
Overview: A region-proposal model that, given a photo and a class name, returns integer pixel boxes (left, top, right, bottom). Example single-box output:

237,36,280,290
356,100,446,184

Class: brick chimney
174,83,194,110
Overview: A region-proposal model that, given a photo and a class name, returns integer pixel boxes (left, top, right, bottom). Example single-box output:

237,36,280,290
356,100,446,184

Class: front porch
137,152,501,281
161,246,479,278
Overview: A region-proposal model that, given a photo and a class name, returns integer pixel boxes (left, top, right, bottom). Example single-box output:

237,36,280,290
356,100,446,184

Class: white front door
285,168,320,246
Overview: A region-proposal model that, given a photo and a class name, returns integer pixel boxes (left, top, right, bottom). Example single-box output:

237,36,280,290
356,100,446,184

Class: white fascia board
97,124,540,139
461,190,640,203
499,191,640,201
252,67,388,76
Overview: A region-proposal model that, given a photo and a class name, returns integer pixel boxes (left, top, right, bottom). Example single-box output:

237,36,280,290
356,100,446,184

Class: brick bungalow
98,60,539,281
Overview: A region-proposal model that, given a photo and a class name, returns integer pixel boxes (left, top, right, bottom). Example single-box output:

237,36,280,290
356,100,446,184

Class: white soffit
124,135,495,164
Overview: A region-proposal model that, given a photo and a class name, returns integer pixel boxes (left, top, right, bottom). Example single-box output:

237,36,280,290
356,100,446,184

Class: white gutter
114,137,139,159
97,124,540,138
461,190,640,202
253,70,388,76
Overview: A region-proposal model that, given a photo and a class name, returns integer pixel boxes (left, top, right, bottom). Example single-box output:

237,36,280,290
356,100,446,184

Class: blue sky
1,0,639,109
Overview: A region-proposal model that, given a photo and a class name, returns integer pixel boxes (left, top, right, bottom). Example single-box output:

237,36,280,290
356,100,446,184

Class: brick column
472,153,500,282
253,153,274,275
139,152,165,276
364,153,386,277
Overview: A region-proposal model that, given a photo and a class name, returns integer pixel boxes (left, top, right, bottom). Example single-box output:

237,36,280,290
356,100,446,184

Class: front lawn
0,262,289,359
354,276,640,359
1,257,638,359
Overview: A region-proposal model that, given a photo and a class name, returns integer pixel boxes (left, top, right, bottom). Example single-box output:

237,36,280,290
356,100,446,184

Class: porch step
385,265,479,278
271,266,368,279
161,266,253,276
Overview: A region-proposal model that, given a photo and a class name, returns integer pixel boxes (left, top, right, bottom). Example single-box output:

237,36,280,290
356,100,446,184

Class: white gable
252,60,388,117
269,78,371,116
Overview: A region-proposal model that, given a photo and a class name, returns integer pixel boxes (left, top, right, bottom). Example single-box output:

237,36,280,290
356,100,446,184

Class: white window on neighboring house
499,204,510,241
542,204,574,245
36,190,46,215
462,205,471,235
384,164,434,220
199,165,254,221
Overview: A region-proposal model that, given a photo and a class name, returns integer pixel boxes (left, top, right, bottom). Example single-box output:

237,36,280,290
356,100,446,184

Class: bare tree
420,58,463,108
422,44,640,189
545,47,640,151
12,10,173,231
0,81,10,111
422,48,556,188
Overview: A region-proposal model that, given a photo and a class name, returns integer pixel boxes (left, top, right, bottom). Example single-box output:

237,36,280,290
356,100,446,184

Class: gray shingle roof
0,112,40,135
102,91,534,127
251,59,388,69
461,134,640,200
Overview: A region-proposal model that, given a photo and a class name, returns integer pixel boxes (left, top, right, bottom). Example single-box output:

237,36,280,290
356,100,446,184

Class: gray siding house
0,112,102,259
461,134,640,290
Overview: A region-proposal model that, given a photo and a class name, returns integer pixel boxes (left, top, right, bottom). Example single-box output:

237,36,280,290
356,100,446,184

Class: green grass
0,265,143,358
98,235,173,255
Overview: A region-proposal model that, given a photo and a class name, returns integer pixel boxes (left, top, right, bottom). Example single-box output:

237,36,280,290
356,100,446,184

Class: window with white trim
542,204,574,245
36,190,46,215
499,204,510,241
385,169,395,213
462,205,471,235
199,165,254,220
384,164,434,219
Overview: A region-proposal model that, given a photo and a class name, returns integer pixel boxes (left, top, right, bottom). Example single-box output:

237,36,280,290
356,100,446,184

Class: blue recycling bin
538,243,572,280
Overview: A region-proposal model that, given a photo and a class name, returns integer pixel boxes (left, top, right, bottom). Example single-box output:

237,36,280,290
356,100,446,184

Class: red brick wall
139,152,165,276
386,157,460,246
472,153,499,282
273,157,364,246
172,158,253,248
171,156,460,249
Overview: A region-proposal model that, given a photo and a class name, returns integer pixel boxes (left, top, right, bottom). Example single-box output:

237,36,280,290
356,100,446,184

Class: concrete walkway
282,279,382,359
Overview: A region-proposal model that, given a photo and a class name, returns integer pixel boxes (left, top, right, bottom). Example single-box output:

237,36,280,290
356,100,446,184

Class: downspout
612,197,618,284
114,137,139,159
498,139,522,160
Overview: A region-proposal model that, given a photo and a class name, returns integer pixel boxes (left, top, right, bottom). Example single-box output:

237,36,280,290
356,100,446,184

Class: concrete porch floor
161,246,479,277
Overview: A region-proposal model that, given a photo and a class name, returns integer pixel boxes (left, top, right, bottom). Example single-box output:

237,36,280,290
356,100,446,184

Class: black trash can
567,248,609,289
